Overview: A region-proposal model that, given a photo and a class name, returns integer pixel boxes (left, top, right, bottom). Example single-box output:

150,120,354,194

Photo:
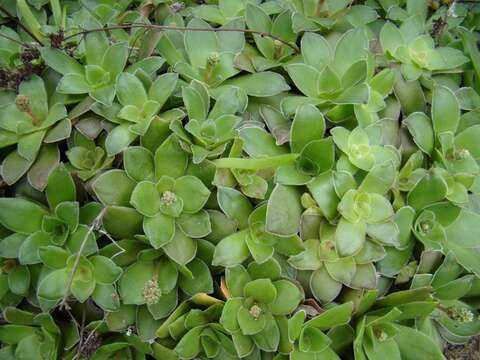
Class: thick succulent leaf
266,184,302,236
0,198,48,234
432,86,460,136
212,230,250,267
335,218,366,257
27,144,60,191
123,146,155,183
119,261,156,305
301,32,332,71
46,164,76,209
103,206,143,239
223,72,290,97
155,135,188,179
268,280,303,315
130,181,161,217
299,326,332,353
174,176,211,214
1,150,34,186
226,265,252,297
217,187,253,229
163,228,197,266
310,267,342,304
37,268,68,301
117,73,148,108
393,325,445,360
244,278,277,304
92,170,136,207
252,313,280,351
325,257,357,285
178,259,213,296
238,305,267,335
105,124,138,156
290,104,326,153
407,171,448,210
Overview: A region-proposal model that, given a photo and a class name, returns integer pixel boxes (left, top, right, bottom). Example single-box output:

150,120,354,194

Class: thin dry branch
74,308,87,360
62,22,300,53
58,208,106,310
0,32,31,47
0,5,43,45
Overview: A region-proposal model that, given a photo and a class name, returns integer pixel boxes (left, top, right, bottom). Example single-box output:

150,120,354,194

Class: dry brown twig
62,22,300,53
58,208,106,310
0,4,43,45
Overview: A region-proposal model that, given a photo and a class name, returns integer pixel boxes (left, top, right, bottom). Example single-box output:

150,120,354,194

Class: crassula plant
1,0,480,359
219,260,304,356
0,74,69,189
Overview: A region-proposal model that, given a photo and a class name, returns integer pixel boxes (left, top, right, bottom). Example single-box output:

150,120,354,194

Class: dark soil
445,337,480,360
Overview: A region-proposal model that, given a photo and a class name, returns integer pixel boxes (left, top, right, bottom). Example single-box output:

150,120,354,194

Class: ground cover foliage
0,0,480,359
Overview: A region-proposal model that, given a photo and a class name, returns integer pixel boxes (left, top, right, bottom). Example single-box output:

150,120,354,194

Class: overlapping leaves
1,0,480,359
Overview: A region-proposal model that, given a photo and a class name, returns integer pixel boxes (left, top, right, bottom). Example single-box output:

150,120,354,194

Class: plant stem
58,208,106,310
0,32,30,47
63,22,300,53
0,5,43,45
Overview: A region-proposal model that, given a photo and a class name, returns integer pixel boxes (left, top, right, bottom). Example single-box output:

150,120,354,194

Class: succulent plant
0,75,69,189
412,252,480,346
283,0,375,32
189,0,258,26
284,30,372,113
219,261,304,356
92,142,212,259
40,19,129,106
241,4,297,71
0,26,23,69
287,302,354,359
0,0,480,359
0,165,107,309
380,19,470,79
160,299,239,359
170,80,246,164
65,130,114,181
0,307,64,359
91,71,178,155
157,17,245,87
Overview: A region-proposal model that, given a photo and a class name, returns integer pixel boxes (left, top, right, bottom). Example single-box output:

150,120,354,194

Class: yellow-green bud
207,52,220,67
420,221,431,233
249,305,262,319
375,329,388,342
161,191,177,206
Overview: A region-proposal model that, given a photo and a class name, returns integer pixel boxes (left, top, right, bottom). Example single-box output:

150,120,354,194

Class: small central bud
207,52,220,67
249,305,262,319
420,221,431,233
161,191,177,206
142,278,161,305
349,144,370,159
375,329,388,342
82,150,97,168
